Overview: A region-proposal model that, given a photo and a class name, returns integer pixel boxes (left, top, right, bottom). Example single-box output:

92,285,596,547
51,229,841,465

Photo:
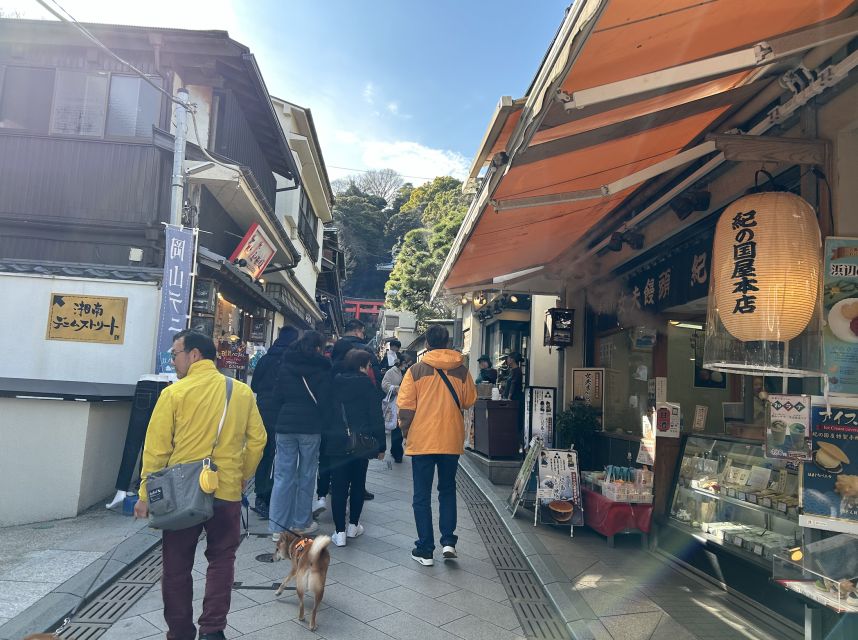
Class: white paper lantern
711,192,820,342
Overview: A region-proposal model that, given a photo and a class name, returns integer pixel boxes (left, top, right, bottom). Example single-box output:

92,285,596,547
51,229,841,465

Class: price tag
733,536,744,547
727,488,736,497
761,497,772,508
778,501,788,513
748,494,758,504
754,544,764,556
737,492,747,501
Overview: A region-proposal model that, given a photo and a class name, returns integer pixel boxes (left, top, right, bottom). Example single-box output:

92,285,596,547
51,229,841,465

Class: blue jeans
269,433,321,532
411,454,459,552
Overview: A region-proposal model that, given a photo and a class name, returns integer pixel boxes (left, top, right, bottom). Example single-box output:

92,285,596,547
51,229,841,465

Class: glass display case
668,435,800,568
774,534,858,614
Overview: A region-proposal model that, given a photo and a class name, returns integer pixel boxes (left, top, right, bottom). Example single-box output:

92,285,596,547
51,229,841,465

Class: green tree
333,185,388,298
385,177,469,326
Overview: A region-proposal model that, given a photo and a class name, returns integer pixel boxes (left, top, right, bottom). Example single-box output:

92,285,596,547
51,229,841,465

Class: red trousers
161,500,241,640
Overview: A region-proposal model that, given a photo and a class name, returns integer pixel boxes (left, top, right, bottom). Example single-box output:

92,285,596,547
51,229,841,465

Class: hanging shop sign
249,316,268,342
524,387,556,445
766,394,811,461
711,192,820,343
802,398,858,531
46,293,127,344
228,223,276,281
544,308,574,348
537,448,584,527
192,278,218,314
823,237,858,396
156,226,196,373
621,228,713,314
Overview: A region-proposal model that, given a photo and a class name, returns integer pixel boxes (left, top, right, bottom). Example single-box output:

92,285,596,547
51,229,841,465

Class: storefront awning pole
491,140,718,211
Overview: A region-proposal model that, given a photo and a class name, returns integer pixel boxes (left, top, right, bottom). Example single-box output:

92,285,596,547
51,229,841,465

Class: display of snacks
668,435,800,567
774,534,858,613
548,500,574,522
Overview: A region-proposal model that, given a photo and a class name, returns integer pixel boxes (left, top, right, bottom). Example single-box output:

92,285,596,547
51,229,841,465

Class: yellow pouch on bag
199,458,219,494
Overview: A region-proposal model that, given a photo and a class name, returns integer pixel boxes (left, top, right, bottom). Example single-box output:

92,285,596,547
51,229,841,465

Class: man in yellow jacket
398,324,477,566
134,330,266,640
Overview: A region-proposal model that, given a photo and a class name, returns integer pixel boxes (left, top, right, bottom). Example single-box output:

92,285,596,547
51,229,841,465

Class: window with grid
298,190,320,262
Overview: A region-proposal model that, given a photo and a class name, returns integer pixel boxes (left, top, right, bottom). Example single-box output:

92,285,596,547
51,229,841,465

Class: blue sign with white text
155,226,195,373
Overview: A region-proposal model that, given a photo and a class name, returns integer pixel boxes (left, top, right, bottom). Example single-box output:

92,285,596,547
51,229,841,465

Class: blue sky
4,0,569,183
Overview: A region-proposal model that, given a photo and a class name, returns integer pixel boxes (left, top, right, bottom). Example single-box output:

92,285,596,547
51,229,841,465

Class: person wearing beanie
475,355,497,384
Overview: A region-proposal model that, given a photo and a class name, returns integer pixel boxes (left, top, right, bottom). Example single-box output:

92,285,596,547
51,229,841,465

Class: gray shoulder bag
146,377,233,530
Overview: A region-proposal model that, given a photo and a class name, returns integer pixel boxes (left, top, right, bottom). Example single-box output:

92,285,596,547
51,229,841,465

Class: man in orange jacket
397,324,477,566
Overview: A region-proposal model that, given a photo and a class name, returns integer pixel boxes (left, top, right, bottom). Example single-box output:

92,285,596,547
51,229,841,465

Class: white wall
78,402,132,511
529,295,560,389
1,274,159,384
185,84,213,149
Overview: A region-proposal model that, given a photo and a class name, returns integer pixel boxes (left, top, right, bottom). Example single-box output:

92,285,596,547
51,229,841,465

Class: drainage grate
457,470,569,640
54,546,163,639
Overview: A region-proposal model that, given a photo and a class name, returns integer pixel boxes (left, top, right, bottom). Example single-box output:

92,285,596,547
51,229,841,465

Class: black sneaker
253,501,269,520
393,457,403,464
199,632,226,640
411,548,434,566
364,490,375,500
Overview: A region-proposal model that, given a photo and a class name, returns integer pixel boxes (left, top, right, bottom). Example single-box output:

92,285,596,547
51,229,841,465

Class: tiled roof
0,259,162,282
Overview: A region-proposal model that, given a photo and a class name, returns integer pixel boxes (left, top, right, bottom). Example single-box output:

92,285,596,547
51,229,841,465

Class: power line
328,165,434,181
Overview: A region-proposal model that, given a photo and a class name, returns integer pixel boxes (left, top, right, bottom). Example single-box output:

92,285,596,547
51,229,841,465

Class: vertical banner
156,226,196,373
766,394,811,460
571,368,605,420
802,398,858,530
524,387,556,445
823,237,858,395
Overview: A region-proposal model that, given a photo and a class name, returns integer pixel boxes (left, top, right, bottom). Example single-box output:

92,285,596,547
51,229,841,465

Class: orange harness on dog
291,537,313,557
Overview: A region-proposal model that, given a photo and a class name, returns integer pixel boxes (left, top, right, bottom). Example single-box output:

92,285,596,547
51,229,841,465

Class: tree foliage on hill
385,177,470,326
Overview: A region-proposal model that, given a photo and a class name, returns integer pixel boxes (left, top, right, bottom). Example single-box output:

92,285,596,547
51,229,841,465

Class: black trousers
115,380,170,492
317,456,332,498
389,427,404,460
330,457,369,532
253,421,276,504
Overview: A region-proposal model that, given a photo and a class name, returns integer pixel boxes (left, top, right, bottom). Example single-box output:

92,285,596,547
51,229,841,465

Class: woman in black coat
268,331,333,538
324,349,386,547
250,326,298,517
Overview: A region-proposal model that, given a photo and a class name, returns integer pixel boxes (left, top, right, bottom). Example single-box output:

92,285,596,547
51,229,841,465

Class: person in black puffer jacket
268,331,333,538
250,326,298,517
324,349,386,547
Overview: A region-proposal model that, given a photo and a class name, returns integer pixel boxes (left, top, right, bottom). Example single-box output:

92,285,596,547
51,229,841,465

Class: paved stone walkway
110,456,528,640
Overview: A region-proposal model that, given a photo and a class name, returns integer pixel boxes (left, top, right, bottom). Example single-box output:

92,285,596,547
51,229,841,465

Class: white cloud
362,82,375,105
361,140,468,182
386,101,399,115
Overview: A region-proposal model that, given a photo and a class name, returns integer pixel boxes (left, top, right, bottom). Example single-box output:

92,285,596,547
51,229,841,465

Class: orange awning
442,0,855,292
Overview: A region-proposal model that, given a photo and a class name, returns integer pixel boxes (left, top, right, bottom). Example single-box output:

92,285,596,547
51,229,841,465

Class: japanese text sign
571,368,604,416
823,237,858,395
46,293,126,344
228,223,276,280
802,398,858,528
156,226,195,373
766,394,811,461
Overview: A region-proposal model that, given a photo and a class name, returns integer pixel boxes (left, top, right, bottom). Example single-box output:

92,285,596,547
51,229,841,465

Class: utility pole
169,88,190,226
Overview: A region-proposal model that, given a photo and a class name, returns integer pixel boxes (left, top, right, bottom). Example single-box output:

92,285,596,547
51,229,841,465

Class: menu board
536,448,584,527
524,387,556,445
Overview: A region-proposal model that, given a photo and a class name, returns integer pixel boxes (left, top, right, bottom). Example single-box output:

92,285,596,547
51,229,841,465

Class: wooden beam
518,82,761,166
706,132,829,165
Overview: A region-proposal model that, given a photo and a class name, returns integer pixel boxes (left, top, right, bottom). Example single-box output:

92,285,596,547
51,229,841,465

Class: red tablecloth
582,486,653,537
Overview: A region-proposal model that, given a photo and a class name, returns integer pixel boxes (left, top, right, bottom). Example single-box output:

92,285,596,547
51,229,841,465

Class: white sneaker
442,546,457,559
331,531,346,547
346,523,364,538
106,490,127,510
296,521,319,535
312,497,327,515
272,532,281,542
